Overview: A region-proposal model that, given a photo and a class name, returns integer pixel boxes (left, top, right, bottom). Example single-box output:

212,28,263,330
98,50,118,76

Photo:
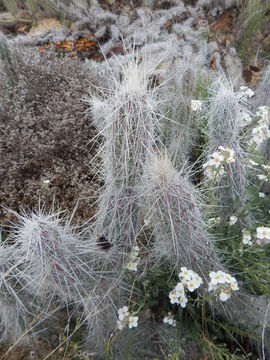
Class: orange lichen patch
53,37,97,55
74,38,96,53
37,37,98,58
55,39,74,52
39,44,51,53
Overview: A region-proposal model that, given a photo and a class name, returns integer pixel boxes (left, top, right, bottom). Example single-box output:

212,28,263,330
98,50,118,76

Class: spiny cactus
204,74,249,220
0,243,29,343
82,280,124,355
86,49,163,251
82,49,166,354
144,152,220,277
161,63,200,169
8,208,91,308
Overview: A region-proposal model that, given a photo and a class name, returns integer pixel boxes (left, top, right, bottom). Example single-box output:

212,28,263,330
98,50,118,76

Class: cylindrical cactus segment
9,209,93,305
94,185,139,250
0,244,29,343
205,74,248,218
2,0,19,17
87,50,162,251
145,152,220,276
162,65,198,167
27,0,38,16
41,0,59,16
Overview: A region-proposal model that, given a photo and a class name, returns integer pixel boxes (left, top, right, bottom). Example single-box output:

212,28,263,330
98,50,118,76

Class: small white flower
208,217,217,226
191,100,203,112
208,282,216,292
163,312,176,326
241,112,252,126
169,291,180,305
218,166,225,176
209,152,224,168
186,280,196,292
42,179,50,184
209,271,222,285
175,282,185,297
226,156,235,164
229,215,238,226
193,274,203,288
118,306,129,321
144,218,150,226
219,291,231,302
250,126,270,147
249,160,258,166
179,296,188,308
259,192,266,198
239,86,254,98
179,267,193,281
242,230,252,246
216,270,226,284
128,316,138,329
256,226,270,242
117,320,125,330
127,261,138,272
257,174,268,181
262,165,270,171
224,273,233,284
256,106,269,118
230,282,239,291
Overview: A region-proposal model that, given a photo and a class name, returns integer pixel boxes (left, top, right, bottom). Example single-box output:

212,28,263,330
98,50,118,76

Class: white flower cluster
203,146,235,181
163,312,176,327
241,112,252,127
250,106,270,148
242,229,252,246
256,226,270,246
208,271,239,301
239,86,255,99
256,106,270,123
169,267,203,308
127,246,140,272
191,100,203,112
117,306,139,330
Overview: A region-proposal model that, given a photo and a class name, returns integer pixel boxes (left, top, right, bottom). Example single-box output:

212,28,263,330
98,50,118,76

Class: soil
0,50,101,230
